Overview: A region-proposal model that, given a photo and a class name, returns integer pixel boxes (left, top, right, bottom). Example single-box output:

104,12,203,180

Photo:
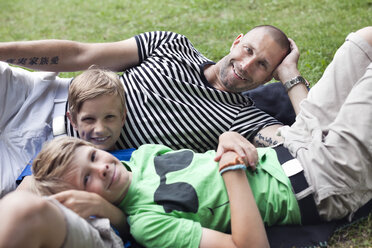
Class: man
0,25,307,162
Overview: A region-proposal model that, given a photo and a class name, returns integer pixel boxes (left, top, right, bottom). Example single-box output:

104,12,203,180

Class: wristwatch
283,76,309,92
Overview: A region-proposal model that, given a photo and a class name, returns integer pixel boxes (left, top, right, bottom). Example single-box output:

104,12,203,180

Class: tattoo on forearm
17,58,27,65
40,57,49,65
51,56,59,64
6,56,59,66
29,57,38,65
255,132,278,147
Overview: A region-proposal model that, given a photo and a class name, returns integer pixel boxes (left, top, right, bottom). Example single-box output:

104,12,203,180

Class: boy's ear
66,112,78,130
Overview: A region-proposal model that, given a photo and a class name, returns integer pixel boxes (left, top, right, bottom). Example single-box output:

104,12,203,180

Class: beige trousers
280,32,372,221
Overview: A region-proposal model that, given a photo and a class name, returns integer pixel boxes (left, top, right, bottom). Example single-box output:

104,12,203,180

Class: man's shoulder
135,31,187,43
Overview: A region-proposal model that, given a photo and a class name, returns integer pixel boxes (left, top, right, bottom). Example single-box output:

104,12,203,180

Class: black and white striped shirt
115,31,281,152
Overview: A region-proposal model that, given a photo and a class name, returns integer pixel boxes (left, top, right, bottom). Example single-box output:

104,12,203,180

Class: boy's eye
106,115,115,119
83,174,90,187
82,117,95,123
91,151,96,162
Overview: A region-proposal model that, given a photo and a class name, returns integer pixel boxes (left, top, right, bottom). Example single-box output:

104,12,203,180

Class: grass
1,0,371,246
1,0,371,83
328,215,372,248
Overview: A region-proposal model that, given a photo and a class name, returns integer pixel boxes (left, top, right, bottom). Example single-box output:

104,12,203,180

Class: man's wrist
283,75,309,92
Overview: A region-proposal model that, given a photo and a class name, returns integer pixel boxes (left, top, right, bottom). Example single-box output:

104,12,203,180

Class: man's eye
259,61,267,69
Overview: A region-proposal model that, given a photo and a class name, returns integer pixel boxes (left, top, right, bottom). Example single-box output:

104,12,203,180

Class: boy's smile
68,94,126,151
64,145,132,204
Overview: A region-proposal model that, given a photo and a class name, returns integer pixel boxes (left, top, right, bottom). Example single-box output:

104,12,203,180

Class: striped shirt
115,31,281,152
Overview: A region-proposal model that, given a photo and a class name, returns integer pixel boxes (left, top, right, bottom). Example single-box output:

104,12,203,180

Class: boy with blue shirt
0,65,126,197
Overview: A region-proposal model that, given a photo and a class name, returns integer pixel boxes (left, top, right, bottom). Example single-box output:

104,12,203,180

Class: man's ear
66,112,78,130
230,33,244,51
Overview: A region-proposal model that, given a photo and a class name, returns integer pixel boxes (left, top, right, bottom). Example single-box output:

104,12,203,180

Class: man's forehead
243,28,275,46
242,30,286,66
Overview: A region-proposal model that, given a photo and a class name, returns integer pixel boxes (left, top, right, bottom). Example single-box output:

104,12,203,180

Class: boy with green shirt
2,134,300,248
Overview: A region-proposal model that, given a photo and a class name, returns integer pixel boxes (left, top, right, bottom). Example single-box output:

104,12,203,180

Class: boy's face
64,145,131,204
68,94,126,151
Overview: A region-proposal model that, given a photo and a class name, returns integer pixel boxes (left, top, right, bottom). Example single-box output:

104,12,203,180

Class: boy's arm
15,175,39,193
0,191,67,248
214,131,258,170
52,190,129,239
0,37,139,72
199,151,269,248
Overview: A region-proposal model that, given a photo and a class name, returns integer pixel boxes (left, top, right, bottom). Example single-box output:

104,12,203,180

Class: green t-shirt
119,144,301,248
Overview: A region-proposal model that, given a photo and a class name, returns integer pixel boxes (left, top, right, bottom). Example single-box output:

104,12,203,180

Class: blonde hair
68,67,126,123
32,136,94,196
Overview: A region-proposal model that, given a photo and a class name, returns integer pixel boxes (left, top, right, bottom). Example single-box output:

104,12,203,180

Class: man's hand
273,38,309,115
214,131,258,170
273,38,301,83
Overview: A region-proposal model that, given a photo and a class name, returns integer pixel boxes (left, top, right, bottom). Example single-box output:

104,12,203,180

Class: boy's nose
97,164,109,179
94,120,105,133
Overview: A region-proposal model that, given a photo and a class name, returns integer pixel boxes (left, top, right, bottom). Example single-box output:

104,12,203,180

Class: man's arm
253,38,309,147
253,124,283,147
0,37,139,72
200,151,269,248
275,38,309,115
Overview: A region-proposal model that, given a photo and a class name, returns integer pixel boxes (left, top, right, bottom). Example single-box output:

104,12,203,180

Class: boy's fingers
52,190,76,203
244,147,258,171
214,147,224,161
51,193,67,203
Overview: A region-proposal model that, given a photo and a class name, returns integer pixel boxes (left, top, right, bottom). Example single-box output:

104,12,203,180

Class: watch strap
283,76,309,92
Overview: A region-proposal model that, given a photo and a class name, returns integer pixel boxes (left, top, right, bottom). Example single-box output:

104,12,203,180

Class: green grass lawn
1,0,371,246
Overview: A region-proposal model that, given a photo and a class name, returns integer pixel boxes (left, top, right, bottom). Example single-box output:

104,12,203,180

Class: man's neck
203,63,221,90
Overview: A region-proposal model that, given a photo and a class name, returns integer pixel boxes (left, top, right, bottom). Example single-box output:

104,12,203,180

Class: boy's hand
218,151,245,171
52,190,111,219
214,131,258,170
52,189,129,238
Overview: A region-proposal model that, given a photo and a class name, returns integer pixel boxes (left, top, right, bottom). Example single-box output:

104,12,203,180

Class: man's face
218,28,288,92
69,94,126,151
64,145,131,204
